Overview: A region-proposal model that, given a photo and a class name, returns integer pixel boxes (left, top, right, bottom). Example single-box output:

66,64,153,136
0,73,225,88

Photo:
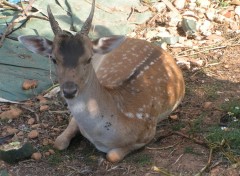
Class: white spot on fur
138,108,143,112
144,65,149,70
69,100,86,114
125,112,134,118
136,113,143,119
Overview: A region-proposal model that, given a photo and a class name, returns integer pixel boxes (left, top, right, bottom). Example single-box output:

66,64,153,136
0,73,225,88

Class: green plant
205,100,240,163
216,0,229,7
135,154,152,166
184,146,202,155
188,115,205,135
171,122,185,131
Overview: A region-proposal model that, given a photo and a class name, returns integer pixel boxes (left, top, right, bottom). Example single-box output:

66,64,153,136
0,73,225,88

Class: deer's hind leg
54,117,79,150
106,143,146,162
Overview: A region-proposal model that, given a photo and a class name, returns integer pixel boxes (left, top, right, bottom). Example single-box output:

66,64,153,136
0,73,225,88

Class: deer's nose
62,81,78,99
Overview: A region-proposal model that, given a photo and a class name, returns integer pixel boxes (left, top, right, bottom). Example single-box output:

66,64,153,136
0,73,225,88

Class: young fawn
18,0,185,162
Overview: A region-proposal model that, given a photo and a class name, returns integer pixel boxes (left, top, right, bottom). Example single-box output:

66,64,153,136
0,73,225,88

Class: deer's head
18,0,125,99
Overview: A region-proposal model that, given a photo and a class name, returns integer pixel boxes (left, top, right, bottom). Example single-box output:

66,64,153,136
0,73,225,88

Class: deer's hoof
54,135,70,150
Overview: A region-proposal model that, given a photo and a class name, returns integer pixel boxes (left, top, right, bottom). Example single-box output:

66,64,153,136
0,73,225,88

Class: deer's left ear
92,35,125,54
18,35,53,57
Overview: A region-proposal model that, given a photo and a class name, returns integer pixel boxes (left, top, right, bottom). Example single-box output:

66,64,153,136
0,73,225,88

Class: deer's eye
49,55,57,64
86,57,92,64
51,58,57,64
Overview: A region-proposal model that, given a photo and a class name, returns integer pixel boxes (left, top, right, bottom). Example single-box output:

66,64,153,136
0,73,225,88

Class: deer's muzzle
62,81,78,99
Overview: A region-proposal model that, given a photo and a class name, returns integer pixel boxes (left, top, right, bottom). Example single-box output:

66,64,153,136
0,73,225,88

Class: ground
0,41,239,175
1,7,240,176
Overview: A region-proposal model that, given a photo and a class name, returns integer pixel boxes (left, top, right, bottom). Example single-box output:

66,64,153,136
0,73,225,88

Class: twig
21,105,40,122
161,0,181,18
152,166,174,176
194,148,213,176
66,166,91,174
1,0,23,11
176,45,227,57
20,0,35,16
148,12,161,24
127,7,134,21
172,131,208,147
172,153,184,165
146,142,180,150
49,110,69,114
84,0,112,14
0,0,47,47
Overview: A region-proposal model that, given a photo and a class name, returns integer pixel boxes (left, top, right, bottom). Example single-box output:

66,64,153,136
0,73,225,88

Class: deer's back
93,38,185,122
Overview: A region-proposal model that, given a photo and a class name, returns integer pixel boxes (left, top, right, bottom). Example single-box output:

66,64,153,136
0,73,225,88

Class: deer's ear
18,35,53,57
92,35,125,54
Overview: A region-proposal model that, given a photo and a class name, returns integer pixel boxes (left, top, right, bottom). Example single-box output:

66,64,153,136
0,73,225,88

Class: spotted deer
18,0,185,162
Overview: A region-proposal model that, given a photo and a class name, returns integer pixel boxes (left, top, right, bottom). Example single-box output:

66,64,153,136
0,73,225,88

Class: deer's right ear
18,35,53,57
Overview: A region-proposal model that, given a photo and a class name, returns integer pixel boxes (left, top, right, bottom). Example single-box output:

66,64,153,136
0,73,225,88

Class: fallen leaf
31,152,42,160
22,80,38,90
27,118,35,125
0,106,22,120
28,130,39,139
40,105,49,111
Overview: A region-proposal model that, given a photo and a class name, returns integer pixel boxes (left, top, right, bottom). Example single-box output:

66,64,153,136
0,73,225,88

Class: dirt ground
0,43,239,176
1,20,240,176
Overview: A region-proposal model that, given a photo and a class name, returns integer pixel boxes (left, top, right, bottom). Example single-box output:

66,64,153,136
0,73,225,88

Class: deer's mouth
62,81,78,99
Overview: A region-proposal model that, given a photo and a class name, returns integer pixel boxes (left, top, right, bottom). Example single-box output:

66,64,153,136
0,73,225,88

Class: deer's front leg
54,117,79,150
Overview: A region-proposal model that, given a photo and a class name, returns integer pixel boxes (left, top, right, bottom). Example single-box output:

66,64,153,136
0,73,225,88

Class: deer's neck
65,65,120,118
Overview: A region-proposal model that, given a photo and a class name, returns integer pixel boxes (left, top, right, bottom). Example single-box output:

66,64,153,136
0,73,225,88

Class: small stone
175,57,191,70
188,2,196,10
40,105,49,112
31,124,41,128
42,138,49,146
224,65,229,69
235,6,240,16
183,40,193,47
37,95,48,104
145,30,159,40
222,10,234,18
48,149,55,155
229,21,239,30
42,123,49,128
203,102,213,109
17,131,24,136
6,127,19,134
174,0,186,9
57,116,63,122
206,34,225,42
168,12,182,27
53,128,60,132
206,9,216,21
197,0,210,8
190,59,205,67
28,130,39,139
231,0,240,6
27,118,35,125
153,2,166,13
31,152,42,160
48,139,54,145
200,20,212,36
44,152,50,156
170,114,178,120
